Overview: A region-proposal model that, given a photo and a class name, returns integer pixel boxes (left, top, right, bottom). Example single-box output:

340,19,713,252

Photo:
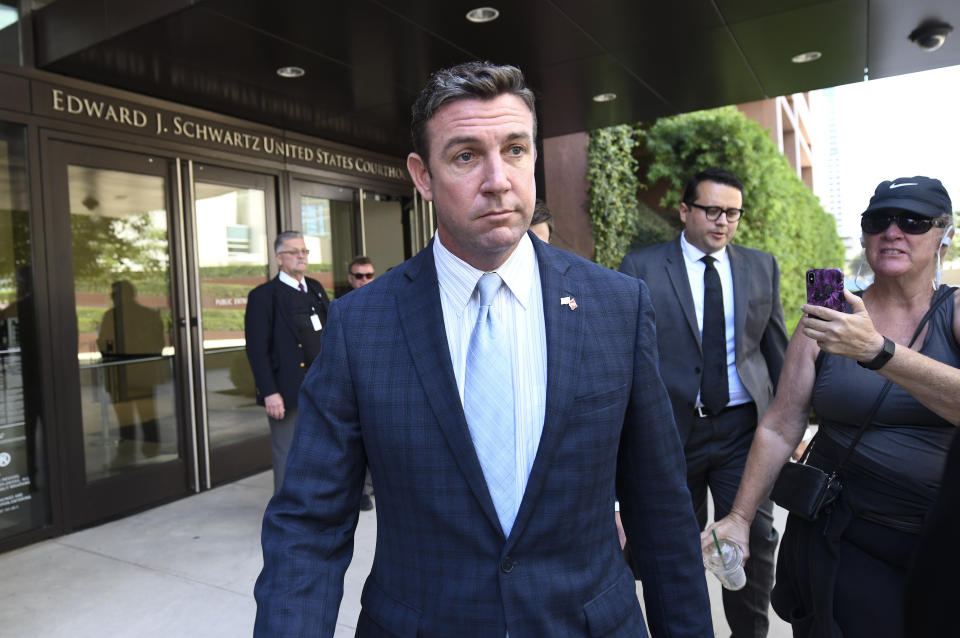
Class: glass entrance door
290,180,358,298
44,140,189,527
188,163,276,486
44,143,281,525
360,190,411,275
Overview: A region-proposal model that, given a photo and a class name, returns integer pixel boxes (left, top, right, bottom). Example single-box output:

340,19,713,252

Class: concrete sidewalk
0,471,790,637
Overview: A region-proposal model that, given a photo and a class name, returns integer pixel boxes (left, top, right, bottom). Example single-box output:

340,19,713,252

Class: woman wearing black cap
705,176,959,638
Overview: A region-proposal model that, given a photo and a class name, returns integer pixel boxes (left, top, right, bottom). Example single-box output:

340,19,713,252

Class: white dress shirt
679,232,750,407
278,270,304,290
433,233,548,512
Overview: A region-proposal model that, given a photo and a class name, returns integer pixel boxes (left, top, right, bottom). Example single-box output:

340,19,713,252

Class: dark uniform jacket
244,275,330,408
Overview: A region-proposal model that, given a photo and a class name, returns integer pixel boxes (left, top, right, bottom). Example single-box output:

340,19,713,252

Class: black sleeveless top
810,286,958,525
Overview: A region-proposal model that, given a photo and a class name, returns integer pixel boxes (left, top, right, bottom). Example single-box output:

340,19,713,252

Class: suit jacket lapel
271,278,299,339
728,244,748,363
507,242,584,545
396,244,504,538
664,238,701,349
304,278,329,327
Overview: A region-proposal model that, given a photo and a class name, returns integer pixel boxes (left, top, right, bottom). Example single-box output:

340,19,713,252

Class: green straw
711,529,723,556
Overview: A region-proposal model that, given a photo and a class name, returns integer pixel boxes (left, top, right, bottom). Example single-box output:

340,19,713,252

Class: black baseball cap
863,176,952,219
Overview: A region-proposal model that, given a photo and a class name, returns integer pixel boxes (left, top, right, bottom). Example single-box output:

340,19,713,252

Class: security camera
909,21,953,52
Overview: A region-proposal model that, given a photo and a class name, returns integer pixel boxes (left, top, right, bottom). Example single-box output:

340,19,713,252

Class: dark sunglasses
350,271,375,279
861,213,947,235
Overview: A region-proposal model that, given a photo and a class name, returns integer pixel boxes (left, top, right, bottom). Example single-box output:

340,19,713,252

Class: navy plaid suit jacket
254,234,712,638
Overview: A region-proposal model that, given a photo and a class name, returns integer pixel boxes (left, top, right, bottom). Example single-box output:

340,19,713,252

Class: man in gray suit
619,168,787,637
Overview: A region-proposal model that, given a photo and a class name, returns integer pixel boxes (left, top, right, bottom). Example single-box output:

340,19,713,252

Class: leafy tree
71,212,169,292
946,212,958,262
0,209,31,303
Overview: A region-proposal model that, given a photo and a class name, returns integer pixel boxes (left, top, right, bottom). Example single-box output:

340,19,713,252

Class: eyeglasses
861,213,947,235
350,271,375,279
278,249,310,256
686,202,744,222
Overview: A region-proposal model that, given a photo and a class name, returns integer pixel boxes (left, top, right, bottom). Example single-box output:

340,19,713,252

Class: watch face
858,337,895,370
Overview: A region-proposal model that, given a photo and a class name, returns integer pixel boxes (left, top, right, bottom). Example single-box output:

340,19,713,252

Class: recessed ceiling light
592,92,617,103
466,7,499,23
276,66,306,79
791,51,822,64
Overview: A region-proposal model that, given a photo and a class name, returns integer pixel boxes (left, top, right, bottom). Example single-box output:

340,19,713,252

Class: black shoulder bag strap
802,285,958,474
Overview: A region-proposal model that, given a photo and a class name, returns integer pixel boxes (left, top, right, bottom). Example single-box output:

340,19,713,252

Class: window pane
0,121,49,539
194,181,270,450
68,166,179,480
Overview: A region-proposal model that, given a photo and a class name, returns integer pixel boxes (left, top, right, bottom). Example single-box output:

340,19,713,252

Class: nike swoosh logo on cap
889,182,917,189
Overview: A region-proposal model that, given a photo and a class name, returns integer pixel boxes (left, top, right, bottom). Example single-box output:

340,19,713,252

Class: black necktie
700,256,729,414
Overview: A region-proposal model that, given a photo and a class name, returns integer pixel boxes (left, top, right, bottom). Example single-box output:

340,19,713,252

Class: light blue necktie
464,273,517,536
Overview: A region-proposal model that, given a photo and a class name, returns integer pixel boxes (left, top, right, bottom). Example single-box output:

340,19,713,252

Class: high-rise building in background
812,89,846,235
809,87,861,264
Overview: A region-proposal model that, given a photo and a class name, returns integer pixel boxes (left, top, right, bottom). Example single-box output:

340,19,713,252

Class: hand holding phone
806,268,844,312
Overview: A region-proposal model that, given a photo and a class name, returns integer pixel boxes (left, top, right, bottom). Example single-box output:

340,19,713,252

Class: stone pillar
542,132,593,259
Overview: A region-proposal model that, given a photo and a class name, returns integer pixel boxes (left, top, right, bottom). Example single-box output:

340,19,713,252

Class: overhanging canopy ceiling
32,0,960,157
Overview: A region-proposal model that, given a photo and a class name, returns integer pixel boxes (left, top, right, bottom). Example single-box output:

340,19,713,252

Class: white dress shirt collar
433,232,536,314
278,270,304,290
679,230,728,266
679,231,749,407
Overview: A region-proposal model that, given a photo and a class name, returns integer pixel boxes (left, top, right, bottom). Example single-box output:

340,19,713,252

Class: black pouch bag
770,459,841,522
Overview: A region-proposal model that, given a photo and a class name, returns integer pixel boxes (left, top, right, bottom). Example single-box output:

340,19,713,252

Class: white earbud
936,224,953,289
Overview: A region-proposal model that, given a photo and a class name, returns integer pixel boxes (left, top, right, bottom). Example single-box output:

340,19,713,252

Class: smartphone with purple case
806,268,844,312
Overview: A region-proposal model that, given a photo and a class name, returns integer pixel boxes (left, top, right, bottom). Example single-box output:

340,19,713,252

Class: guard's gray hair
274,230,304,254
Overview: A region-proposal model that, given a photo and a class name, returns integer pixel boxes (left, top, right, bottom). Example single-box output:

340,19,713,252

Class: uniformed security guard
244,230,330,492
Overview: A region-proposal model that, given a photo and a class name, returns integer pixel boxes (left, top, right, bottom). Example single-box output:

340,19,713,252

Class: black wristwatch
857,336,895,370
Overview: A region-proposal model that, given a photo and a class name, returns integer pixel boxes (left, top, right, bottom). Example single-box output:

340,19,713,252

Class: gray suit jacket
619,237,788,443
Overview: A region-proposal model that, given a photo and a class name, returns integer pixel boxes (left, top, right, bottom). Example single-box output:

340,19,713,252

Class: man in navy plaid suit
254,61,711,638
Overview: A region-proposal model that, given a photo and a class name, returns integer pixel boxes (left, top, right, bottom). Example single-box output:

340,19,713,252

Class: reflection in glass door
68,166,178,481
292,181,357,299
360,190,408,274
44,140,189,528
190,164,275,485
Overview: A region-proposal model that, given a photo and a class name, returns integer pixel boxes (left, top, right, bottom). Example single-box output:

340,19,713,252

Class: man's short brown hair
349,255,373,271
410,61,536,168
531,200,554,236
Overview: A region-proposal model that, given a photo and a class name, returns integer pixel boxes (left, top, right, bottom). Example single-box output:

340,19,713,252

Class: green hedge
587,125,641,269
588,106,845,330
